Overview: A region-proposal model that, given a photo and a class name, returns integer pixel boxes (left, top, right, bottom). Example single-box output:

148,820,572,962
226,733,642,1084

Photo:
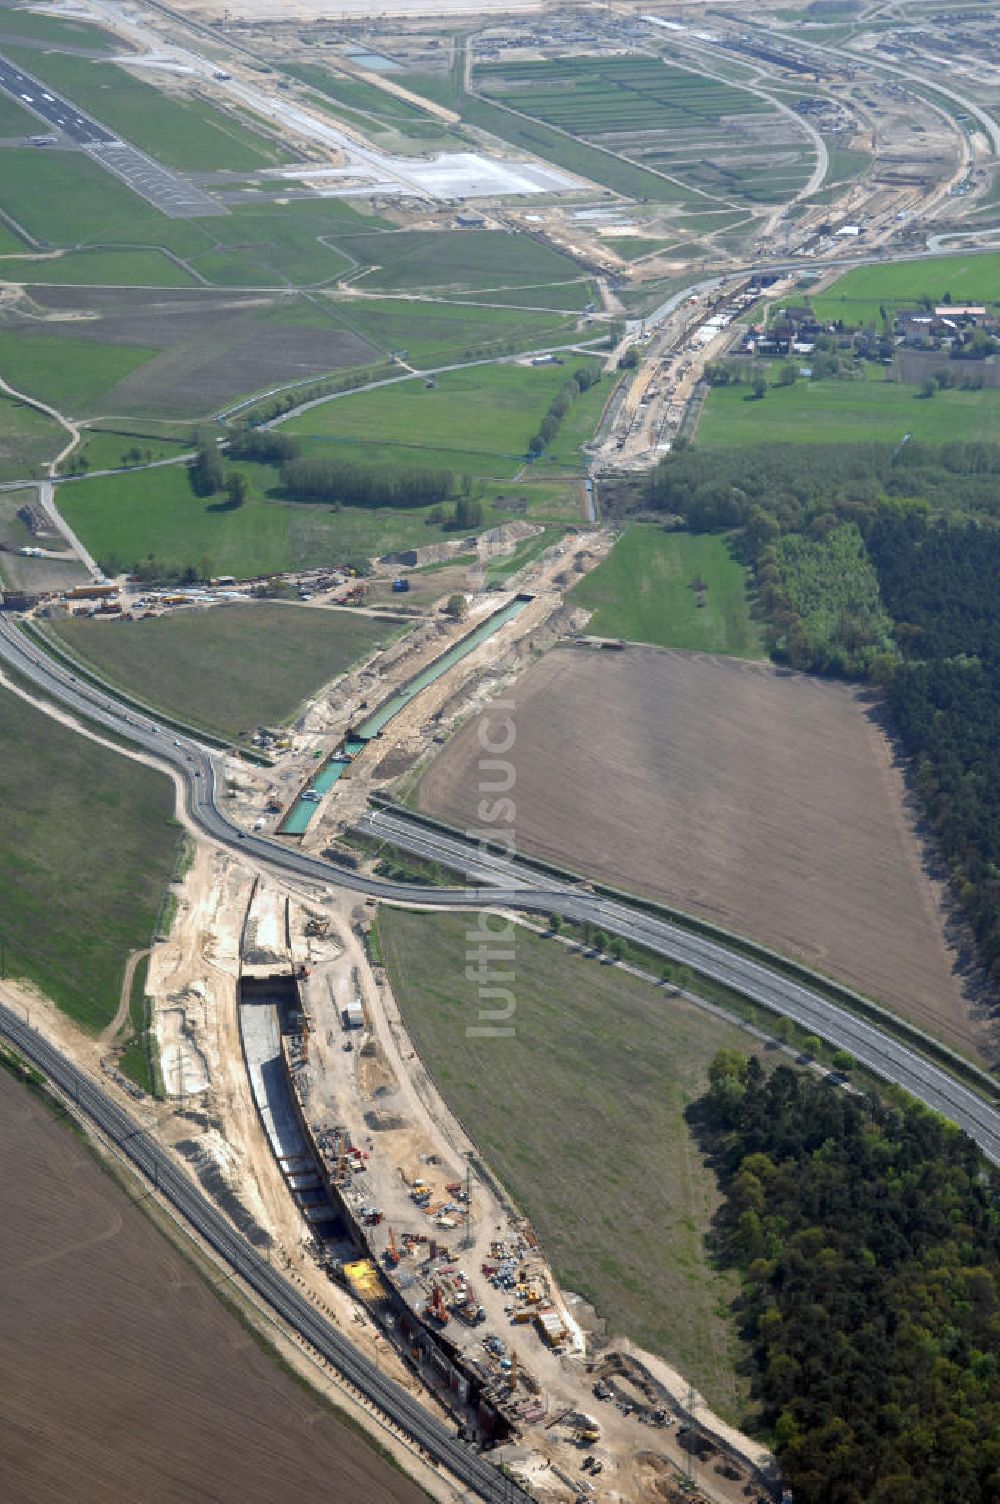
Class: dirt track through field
418,647,986,1058
0,1070,424,1504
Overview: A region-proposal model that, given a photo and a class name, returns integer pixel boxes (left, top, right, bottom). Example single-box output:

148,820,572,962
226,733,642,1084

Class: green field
698,367,1000,446
544,373,612,470
0,683,179,1032
58,428,193,475
289,63,442,132
477,54,765,134
0,89,38,134
319,296,577,366
3,249,197,286
810,254,1000,326
57,461,460,578
0,330,157,414
470,54,807,206
50,603,398,739
336,227,580,293
0,395,63,481
568,526,763,656
57,445,587,579
0,147,168,245
284,361,603,477
453,282,598,312
0,5,123,51
380,908,751,1419
1,46,286,171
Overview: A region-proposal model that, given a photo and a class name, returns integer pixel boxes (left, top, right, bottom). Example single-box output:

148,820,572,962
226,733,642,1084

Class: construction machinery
427,1283,450,1325
385,1226,401,1268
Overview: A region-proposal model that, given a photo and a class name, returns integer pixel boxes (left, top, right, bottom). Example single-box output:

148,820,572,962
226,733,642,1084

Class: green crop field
810,254,1000,326
379,907,752,1420
0,396,63,481
697,367,1000,447
50,603,398,739
0,330,157,414
477,54,766,134
319,296,577,366
568,526,763,655
1,46,286,171
0,683,179,1032
284,360,603,477
468,54,806,207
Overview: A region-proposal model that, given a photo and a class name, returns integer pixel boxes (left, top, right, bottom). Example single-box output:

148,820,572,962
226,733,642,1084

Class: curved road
1,613,998,1170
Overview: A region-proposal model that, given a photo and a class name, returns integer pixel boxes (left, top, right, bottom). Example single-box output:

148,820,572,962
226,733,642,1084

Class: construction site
20,522,769,1504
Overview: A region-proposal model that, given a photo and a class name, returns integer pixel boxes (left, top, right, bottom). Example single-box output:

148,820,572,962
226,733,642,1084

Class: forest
867,513,1000,986
645,439,1000,530
764,522,894,676
701,1052,1000,1504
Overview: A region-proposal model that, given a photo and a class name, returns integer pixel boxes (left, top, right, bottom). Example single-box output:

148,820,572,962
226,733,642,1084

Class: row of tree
701,1051,1000,1504
527,365,601,457
280,456,456,508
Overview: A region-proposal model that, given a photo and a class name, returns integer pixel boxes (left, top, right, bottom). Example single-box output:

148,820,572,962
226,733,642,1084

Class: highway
0,996,531,1504
2,612,999,1170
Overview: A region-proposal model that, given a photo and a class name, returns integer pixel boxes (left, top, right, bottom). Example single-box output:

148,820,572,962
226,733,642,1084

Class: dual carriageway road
1,610,999,1177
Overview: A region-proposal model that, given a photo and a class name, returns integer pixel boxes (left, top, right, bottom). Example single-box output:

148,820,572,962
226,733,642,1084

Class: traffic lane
0,53,114,143
353,813,1000,1165
5,619,999,1164
0,1000,531,1504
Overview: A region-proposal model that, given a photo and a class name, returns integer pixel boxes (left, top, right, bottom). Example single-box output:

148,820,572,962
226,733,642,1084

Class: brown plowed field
418,647,983,1058
0,1071,423,1504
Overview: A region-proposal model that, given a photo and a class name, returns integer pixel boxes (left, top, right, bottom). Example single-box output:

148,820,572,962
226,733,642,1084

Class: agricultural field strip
474,52,818,201
0,1000,528,1504
1,617,998,1163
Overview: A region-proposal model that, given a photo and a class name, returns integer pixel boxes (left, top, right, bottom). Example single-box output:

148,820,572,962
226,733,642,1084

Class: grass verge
0,682,180,1033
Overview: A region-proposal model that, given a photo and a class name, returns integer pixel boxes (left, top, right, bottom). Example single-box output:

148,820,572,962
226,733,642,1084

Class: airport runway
0,51,225,217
